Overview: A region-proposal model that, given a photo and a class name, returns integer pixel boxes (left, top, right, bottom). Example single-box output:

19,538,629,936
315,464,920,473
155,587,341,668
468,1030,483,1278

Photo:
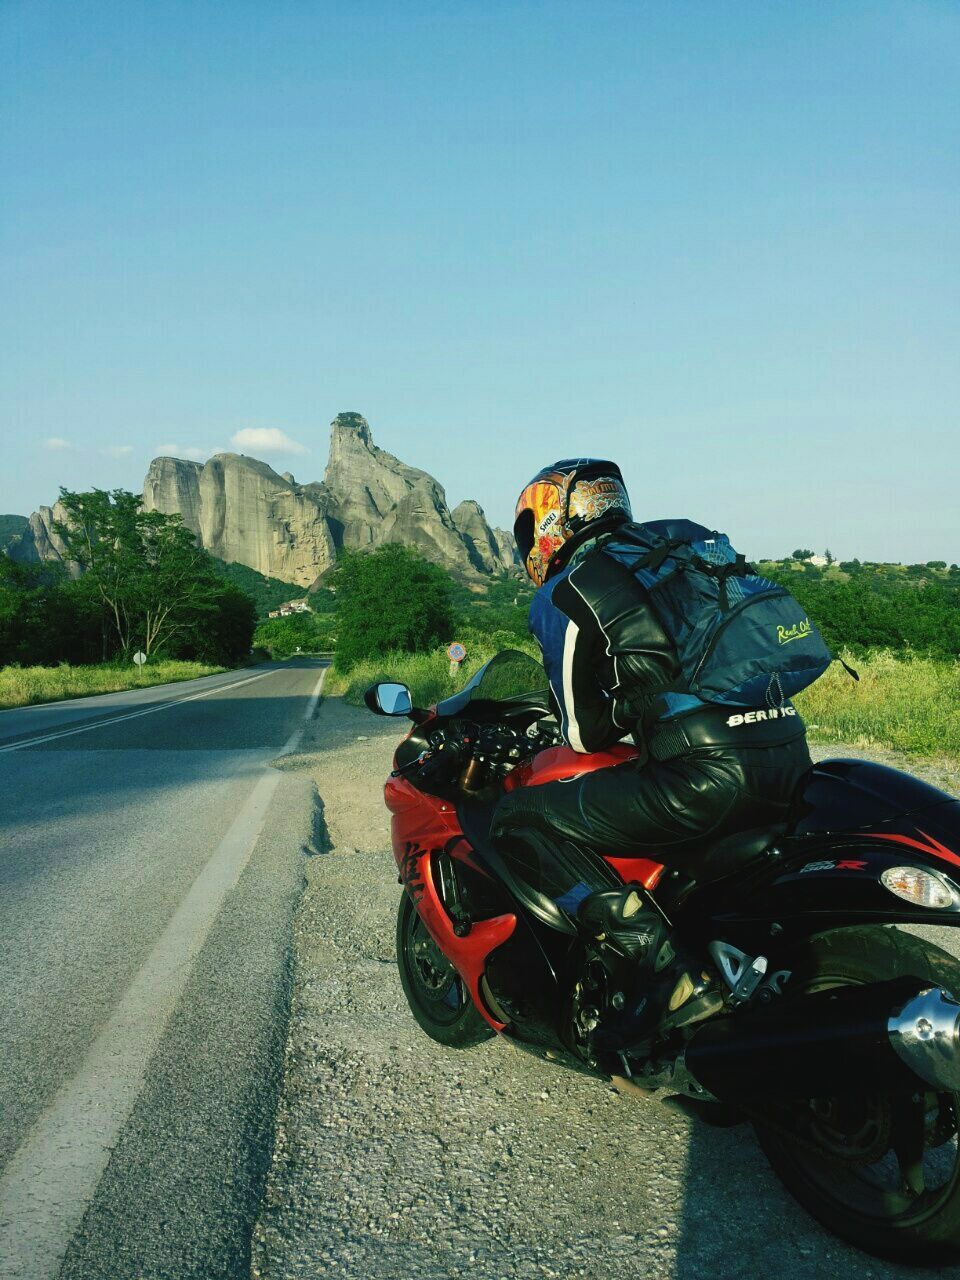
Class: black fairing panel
793,758,956,834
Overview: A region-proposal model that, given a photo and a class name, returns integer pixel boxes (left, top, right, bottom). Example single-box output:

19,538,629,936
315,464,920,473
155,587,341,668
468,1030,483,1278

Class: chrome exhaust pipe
685,978,960,1101
888,987,960,1092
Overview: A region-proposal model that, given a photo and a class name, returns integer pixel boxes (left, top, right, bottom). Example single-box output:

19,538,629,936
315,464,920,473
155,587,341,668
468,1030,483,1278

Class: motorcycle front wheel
395,892,495,1049
755,926,960,1262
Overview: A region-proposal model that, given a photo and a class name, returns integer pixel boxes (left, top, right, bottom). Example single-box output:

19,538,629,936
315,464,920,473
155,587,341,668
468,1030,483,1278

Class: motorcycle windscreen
435,649,549,717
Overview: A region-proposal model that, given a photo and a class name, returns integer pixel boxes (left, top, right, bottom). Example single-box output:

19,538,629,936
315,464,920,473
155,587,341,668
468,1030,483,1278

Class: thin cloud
154,443,225,462
230,427,308,456
43,437,72,451
100,444,134,458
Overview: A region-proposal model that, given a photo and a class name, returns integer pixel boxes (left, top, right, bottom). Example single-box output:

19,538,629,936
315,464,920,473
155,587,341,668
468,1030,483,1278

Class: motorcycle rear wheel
755,926,960,1262
396,892,495,1049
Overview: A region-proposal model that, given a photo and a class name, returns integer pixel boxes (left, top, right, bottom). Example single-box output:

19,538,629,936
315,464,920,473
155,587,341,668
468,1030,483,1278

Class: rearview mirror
363,681,413,717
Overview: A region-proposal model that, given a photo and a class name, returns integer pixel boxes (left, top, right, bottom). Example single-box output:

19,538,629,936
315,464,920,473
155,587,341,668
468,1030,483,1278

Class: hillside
757,557,960,657
0,515,28,551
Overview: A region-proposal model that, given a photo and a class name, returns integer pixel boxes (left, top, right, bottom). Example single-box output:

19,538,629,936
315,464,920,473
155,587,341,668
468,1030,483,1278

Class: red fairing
504,742,639,791
384,773,515,1030
605,857,666,890
413,852,516,1032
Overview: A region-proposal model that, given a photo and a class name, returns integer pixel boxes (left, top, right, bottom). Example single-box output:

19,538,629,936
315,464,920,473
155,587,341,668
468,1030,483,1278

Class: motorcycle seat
696,823,786,882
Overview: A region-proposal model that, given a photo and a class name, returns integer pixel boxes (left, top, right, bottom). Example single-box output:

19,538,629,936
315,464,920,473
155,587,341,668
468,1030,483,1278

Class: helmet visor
513,507,536,567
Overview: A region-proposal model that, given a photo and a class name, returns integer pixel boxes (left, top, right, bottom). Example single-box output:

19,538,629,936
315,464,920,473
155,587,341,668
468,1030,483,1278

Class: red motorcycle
365,649,960,1261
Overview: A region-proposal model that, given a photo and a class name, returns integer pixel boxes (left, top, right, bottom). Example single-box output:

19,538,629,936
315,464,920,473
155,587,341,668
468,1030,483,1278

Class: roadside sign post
447,641,466,679
132,651,147,667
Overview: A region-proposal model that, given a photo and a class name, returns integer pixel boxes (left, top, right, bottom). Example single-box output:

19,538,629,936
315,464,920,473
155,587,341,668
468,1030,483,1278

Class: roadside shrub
333,546,455,670
254,612,337,658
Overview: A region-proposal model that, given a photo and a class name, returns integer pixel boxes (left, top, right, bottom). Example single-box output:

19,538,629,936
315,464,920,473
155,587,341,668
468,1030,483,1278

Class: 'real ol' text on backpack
601,518,850,711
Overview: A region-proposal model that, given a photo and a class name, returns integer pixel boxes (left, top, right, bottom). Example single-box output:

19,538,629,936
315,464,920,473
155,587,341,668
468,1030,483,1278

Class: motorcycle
364,649,960,1261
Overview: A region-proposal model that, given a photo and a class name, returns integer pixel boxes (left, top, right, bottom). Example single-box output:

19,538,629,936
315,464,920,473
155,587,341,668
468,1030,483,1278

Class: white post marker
447,641,467,678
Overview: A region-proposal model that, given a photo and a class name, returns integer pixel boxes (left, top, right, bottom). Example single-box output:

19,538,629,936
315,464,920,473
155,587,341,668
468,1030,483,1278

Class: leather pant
492,736,812,871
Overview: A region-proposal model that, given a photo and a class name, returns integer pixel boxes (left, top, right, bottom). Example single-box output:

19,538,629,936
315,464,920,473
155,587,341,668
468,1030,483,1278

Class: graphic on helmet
514,460,631,586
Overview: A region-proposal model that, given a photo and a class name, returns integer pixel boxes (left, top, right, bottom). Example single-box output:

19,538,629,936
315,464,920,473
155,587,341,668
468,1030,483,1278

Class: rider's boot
577,888,722,1045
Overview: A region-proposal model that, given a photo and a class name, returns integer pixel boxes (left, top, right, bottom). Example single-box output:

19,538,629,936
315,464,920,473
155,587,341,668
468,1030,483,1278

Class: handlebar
391,716,562,790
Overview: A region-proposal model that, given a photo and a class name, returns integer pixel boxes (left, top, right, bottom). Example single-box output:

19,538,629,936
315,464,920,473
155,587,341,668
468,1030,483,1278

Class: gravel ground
251,703,960,1280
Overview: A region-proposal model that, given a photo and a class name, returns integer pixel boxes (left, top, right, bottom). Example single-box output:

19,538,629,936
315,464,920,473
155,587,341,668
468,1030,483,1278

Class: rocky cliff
0,514,29,552
452,500,508,574
143,453,338,587
145,414,518,585
13,414,518,587
6,501,81,576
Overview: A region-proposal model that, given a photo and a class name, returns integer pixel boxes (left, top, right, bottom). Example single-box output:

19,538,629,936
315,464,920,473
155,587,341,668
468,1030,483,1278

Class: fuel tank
504,742,639,791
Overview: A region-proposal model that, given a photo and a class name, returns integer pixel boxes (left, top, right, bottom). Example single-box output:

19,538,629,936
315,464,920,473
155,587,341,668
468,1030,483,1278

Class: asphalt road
0,658,327,1280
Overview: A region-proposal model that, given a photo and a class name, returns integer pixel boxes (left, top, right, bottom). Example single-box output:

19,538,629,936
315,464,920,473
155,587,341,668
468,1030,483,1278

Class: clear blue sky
2,0,958,562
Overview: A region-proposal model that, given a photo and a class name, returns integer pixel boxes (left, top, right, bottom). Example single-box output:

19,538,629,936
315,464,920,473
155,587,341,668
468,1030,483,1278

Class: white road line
0,665,326,1280
0,665,291,754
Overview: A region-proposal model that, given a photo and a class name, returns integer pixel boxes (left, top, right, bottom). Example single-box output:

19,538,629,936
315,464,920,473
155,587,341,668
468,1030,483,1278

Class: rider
492,459,812,1038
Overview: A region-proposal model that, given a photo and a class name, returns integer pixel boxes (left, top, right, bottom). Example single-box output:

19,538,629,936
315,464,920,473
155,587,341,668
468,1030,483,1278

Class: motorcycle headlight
881,866,958,910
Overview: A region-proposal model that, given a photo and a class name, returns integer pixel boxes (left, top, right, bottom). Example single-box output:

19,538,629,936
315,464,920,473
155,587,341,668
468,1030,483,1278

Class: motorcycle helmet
513,458,632,587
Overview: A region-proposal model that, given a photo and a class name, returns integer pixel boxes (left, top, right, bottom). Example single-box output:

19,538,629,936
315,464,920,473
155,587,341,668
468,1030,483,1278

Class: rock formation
6,501,81,575
491,525,520,570
143,453,337,587
320,413,489,575
452,500,507,574
13,414,520,588
0,514,28,552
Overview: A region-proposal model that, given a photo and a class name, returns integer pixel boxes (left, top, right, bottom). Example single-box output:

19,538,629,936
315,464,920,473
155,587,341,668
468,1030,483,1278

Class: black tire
395,892,494,1049
755,926,960,1263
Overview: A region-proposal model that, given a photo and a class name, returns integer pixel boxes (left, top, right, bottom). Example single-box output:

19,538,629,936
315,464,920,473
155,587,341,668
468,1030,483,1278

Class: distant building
269,599,312,618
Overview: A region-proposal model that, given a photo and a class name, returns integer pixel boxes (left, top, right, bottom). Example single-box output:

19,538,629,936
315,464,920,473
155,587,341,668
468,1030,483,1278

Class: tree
54,488,255,660
175,582,256,665
824,549,835,565
54,489,144,653
333,545,455,669
0,557,102,666
0,557,46,665
253,612,337,658
792,549,815,562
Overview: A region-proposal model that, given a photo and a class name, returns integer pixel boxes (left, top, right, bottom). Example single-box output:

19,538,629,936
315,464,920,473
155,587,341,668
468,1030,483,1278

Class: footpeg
708,941,768,1006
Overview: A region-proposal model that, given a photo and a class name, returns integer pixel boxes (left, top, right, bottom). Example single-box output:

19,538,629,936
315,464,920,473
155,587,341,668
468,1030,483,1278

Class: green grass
0,660,226,710
795,650,960,759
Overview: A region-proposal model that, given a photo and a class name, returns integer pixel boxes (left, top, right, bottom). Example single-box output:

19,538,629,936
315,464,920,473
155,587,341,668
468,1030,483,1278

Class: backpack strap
691,553,756,612
838,656,860,682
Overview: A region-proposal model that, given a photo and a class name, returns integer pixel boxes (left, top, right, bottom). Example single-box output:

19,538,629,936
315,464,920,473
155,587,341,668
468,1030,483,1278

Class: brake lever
391,749,432,778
